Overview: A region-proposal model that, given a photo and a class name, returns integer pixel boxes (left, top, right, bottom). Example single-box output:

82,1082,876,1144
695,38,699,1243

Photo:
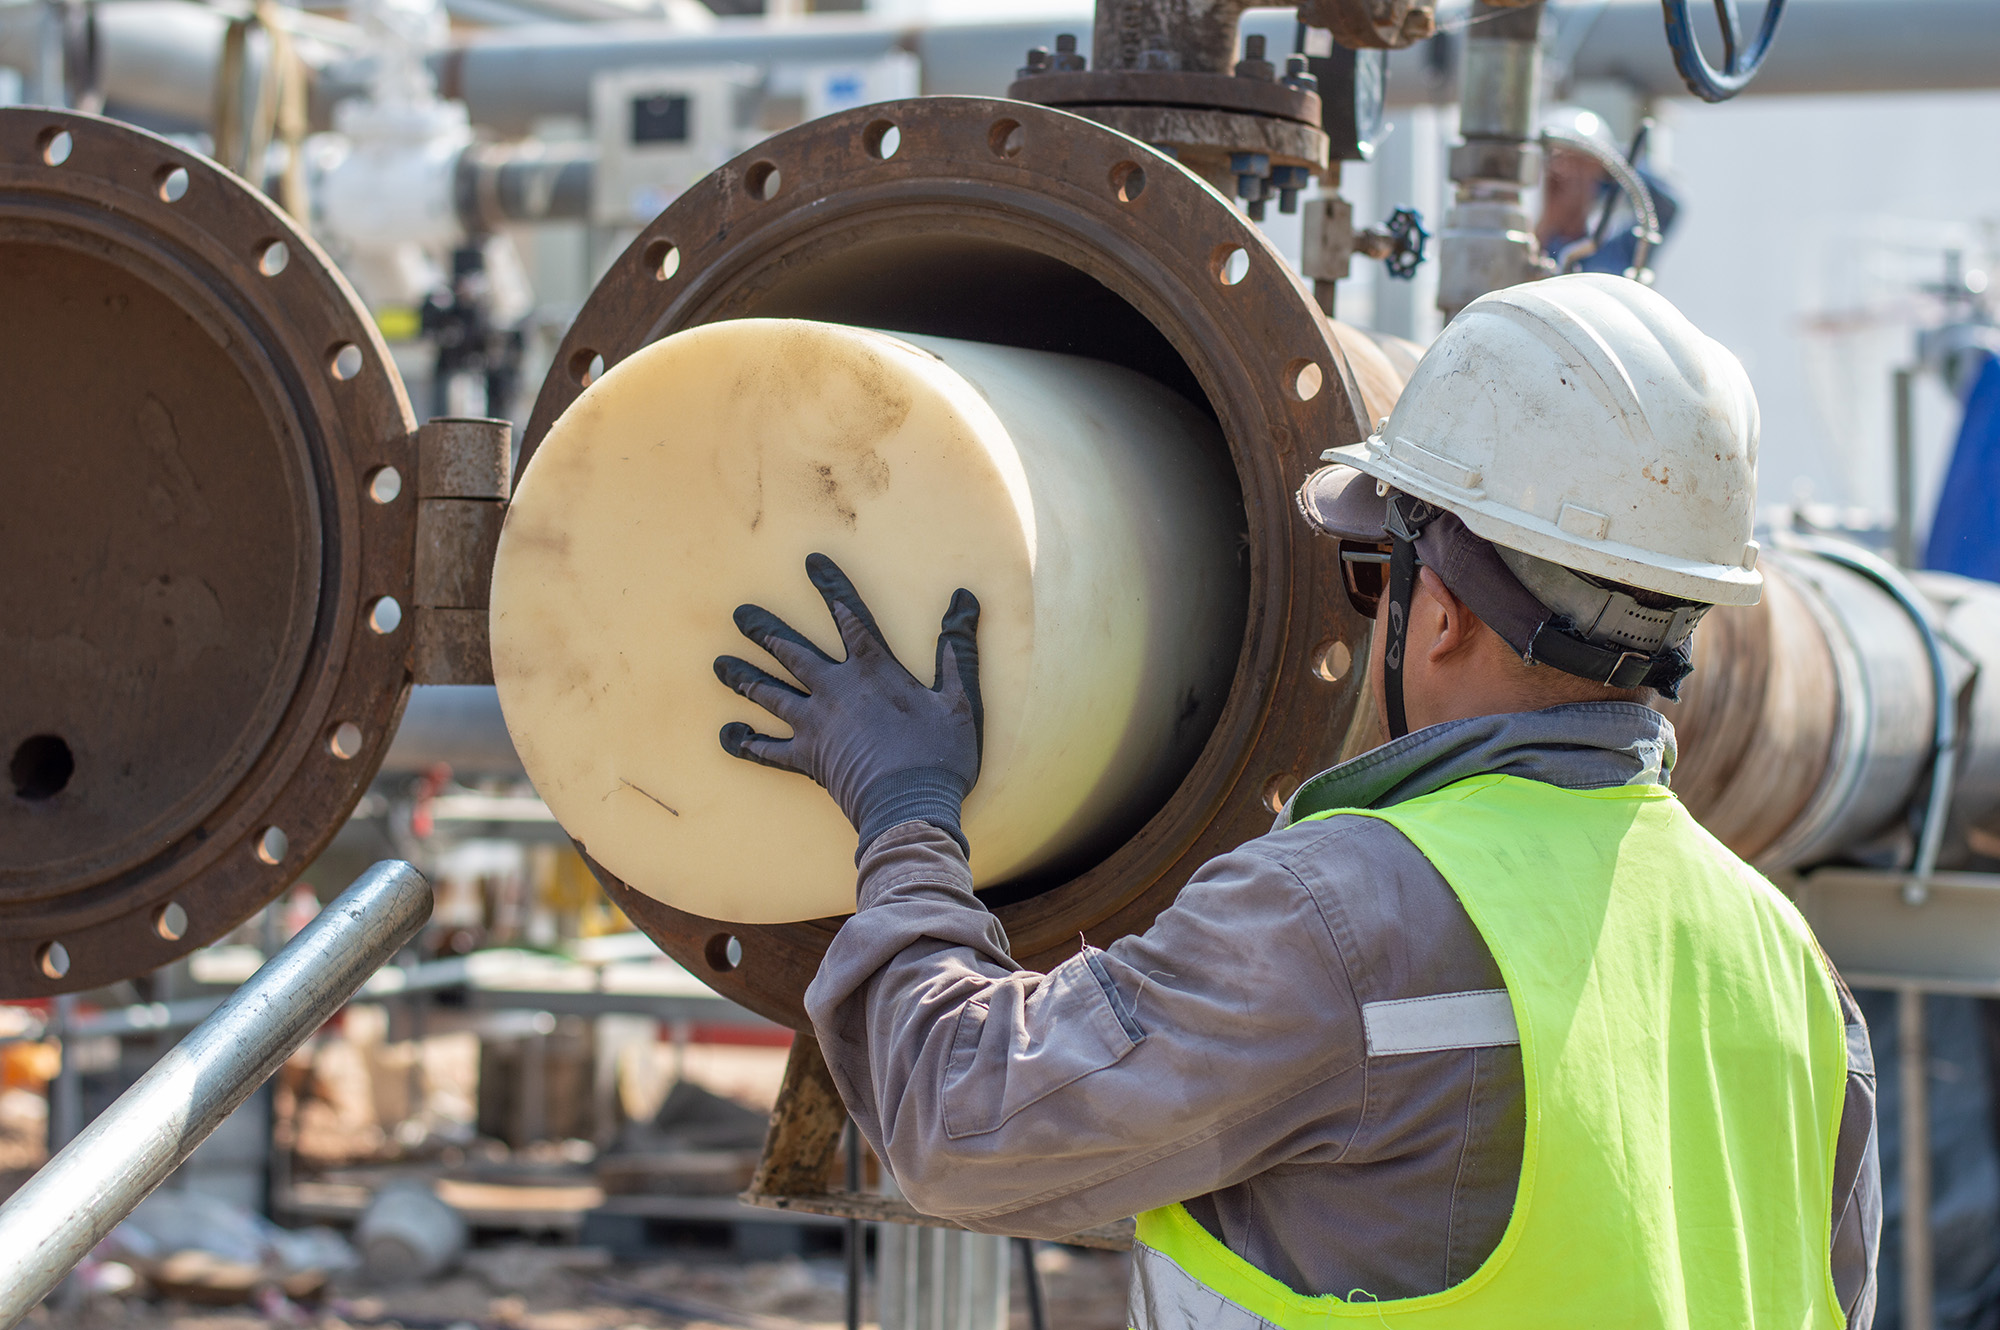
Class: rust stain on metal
0,109,416,996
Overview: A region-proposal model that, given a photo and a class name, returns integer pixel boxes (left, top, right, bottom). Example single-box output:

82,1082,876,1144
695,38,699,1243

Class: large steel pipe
515,96,1378,1025
15,2,2000,145
1673,548,2000,873
432,2,2000,137
0,860,431,1328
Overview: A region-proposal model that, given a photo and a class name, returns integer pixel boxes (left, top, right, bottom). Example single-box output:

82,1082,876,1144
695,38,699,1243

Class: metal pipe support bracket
1791,536,1961,902
411,416,512,687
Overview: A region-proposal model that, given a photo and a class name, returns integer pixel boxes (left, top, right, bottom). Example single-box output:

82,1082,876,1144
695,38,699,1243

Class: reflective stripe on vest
1128,774,1850,1330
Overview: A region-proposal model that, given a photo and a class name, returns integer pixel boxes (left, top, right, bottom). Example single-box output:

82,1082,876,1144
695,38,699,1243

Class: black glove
714,553,982,857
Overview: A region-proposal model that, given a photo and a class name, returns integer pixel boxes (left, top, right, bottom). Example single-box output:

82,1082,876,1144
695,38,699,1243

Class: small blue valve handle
1382,207,1427,280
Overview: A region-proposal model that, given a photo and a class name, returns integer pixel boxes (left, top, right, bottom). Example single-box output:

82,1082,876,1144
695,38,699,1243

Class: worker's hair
1508,655,1657,709
1455,572,1676,710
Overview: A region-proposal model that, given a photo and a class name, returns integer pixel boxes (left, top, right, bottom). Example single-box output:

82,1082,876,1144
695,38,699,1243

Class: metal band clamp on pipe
0,860,433,1327
1792,536,1961,901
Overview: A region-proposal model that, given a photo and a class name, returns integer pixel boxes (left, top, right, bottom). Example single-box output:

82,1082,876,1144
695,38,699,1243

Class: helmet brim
1319,438,1764,607
1296,464,1393,542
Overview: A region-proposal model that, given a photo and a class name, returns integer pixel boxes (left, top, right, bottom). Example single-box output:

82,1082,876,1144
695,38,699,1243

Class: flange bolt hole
864,120,901,160
704,933,744,972
11,734,73,801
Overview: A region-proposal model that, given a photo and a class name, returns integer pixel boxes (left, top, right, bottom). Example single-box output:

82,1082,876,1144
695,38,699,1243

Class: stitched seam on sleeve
1442,1047,1478,1286
937,998,991,1142
1292,855,1374,1168
1083,948,1147,1044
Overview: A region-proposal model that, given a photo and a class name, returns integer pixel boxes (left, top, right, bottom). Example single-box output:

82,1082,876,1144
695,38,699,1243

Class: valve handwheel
1661,0,1788,103
1382,207,1428,280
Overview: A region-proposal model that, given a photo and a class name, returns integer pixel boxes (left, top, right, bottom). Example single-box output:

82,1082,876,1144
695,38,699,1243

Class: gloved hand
714,553,982,857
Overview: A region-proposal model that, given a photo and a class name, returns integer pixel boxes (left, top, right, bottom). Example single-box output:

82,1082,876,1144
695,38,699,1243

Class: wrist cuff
854,766,970,861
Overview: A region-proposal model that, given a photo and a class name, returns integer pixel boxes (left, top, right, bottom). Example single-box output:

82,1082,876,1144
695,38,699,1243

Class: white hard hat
1318,273,1762,606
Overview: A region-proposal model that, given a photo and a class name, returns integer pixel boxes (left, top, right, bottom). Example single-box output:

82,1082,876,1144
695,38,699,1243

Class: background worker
713,274,1880,1327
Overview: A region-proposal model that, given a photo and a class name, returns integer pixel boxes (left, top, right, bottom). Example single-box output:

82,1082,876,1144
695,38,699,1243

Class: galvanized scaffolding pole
0,860,432,1327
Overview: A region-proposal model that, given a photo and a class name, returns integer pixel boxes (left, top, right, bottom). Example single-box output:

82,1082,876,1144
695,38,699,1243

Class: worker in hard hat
714,273,1879,1328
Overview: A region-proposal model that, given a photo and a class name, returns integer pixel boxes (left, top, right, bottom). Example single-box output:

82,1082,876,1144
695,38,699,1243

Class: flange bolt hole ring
258,240,290,276
36,942,69,981
1287,359,1324,402
1111,161,1147,204
366,465,402,505
10,734,74,801
154,902,188,942
863,119,901,160
644,240,680,282
704,933,744,973
255,826,289,866
745,160,782,201
1312,639,1352,683
328,721,365,761
366,596,403,635
1214,245,1251,287
329,343,364,381
1262,772,1295,813
38,128,71,166
155,165,190,203
988,118,1025,158
570,348,606,386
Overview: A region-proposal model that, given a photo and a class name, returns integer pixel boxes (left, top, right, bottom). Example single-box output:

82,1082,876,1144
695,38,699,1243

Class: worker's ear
1416,567,1482,667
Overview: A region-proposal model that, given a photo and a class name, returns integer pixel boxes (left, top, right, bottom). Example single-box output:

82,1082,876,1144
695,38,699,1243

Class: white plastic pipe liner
490,320,1245,925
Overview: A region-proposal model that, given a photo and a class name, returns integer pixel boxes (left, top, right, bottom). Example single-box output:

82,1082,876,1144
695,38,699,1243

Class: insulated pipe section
454,140,594,230
1673,547,2000,875
433,2,2000,136
17,2,2000,142
0,861,431,1326
382,685,524,776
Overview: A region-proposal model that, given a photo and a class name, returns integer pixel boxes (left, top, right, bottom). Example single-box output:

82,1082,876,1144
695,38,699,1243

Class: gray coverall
805,703,1881,1325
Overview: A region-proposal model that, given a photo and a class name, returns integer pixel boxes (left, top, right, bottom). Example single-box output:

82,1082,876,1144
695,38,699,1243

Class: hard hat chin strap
1375,492,1701,740
1381,496,1435,741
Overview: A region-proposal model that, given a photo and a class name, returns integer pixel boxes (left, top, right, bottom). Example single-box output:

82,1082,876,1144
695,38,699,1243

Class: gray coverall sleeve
804,820,1367,1238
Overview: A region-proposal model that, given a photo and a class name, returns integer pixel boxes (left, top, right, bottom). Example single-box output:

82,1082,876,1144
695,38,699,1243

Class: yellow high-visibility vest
1130,774,1849,1329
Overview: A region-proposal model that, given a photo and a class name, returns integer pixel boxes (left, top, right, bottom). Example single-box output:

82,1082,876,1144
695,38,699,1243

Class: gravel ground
23,1246,1134,1330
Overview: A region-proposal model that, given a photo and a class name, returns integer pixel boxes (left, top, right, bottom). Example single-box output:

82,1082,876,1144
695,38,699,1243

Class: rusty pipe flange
520,97,1376,1029
1007,72,1324,128
0,110,417,996
1009,74,1331,195
1056,106,1330,191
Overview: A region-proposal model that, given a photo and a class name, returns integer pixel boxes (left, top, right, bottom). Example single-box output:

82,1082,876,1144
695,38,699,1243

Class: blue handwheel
1661,0,1788,103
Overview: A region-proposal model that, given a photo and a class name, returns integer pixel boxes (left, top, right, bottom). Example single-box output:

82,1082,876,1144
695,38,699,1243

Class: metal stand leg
48,994,79,1154
1901,987,1934,1330
845,1118,864,1330
1016,1238,1047,1330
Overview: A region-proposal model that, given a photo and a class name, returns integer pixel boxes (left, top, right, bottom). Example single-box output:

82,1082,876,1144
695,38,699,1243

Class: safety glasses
1339,541,1393,619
